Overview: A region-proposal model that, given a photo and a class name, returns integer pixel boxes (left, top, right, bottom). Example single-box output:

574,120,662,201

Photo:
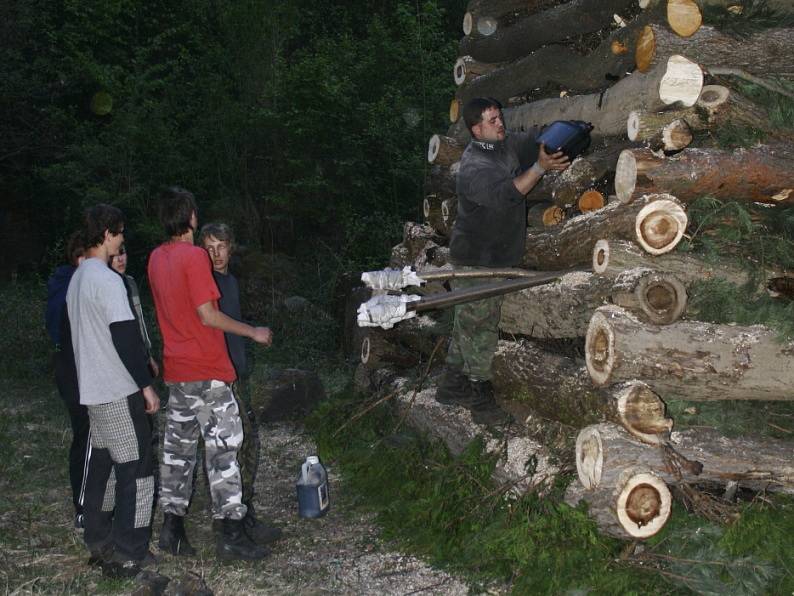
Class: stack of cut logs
356,0,794,540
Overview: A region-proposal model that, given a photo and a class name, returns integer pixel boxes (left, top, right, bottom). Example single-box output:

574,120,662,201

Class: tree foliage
0,0,463,274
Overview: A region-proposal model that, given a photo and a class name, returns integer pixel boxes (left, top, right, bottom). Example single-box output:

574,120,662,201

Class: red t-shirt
148,241,236,383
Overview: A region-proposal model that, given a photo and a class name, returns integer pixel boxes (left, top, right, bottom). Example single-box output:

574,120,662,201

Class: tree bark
577,422,794,496
565,467,673,539
427,134,465,166
585,304,794,400
493,341,673,441
522,193,687,269
455,19,647,105
358,315,447,368
499,267,686,339
592,239,774,291
425,163,459,199
390,377,561,494
459,0,637,64
503,56,703,139
627,85,774,142
614,145,794,205
462,0,563,36
389,222,450,270
636,24,794,77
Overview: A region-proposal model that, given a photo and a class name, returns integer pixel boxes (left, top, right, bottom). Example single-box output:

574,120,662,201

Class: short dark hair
65,230,85,267
198,222,235,250
462,97,503,135
82,204,124,249
158,186,197,237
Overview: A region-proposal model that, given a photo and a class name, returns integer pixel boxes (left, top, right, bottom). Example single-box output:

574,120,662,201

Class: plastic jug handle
301,462,309,483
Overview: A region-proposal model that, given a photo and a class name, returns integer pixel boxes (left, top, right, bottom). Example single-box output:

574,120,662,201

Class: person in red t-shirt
148,187,273,562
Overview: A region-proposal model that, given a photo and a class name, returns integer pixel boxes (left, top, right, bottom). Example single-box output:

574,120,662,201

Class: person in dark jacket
45,231,88,528
436,97,570,423
199,222,282,547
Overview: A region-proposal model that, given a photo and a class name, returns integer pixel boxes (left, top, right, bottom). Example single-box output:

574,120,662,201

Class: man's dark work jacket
449,131,539,268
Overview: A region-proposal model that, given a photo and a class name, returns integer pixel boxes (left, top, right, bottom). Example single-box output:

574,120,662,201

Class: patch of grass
0,279,52,379
666,398,794,439
308,391,667,593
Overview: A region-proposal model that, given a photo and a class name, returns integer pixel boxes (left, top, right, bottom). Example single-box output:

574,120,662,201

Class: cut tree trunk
462,0,562,37
529,140,633,208
390,377,561,494
425,163,459,199
499,267,686,338
627,85,774,142
614,145,794,205
585,304,794,400
453,56,505,86
522,193,687,269
578,190,606,212
592,239,775,291
493,341,673,441
455,17,650,105
389,222,450,269
358,314,447,368
565,467,672,539
423,194,450,237
666,0,702,37
442,198,457,232
577,422,794,496
427,134,465,166
527,201,565,228
459,0,636,64
503,55,703,139
635,24,794,77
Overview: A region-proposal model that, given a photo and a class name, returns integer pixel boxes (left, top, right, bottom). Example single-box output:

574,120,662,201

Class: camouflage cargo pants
445,270,504,382
233,378,260,506
160,380,246,520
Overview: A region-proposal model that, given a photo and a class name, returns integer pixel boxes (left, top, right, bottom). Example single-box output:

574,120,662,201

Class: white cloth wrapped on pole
360,266,425,291
357,293,421,329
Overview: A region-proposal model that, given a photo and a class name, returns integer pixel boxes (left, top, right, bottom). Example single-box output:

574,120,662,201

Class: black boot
468,380,511,426
435,366,474,406
158,513,196,556
242,503,283,546
217,518,269,561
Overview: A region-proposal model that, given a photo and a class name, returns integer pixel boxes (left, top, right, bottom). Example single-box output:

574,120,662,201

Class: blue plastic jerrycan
296,455,330,518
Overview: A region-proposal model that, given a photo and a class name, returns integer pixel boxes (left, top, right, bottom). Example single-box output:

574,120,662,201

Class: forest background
1,0,464,286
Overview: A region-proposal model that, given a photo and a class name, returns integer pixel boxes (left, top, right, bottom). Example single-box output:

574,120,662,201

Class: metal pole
408,267,585,312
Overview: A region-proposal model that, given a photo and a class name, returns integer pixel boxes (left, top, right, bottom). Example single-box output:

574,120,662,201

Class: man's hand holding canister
513,143,571,195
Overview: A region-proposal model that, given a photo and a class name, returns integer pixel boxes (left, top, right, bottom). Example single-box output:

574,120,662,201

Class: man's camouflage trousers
445,270,504,382
159,380,246,520
233,377,260,507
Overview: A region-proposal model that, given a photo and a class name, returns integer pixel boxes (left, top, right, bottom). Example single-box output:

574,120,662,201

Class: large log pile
359,0,794,543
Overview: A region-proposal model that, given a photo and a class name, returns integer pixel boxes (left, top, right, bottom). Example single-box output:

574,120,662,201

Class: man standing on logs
436,97,570,423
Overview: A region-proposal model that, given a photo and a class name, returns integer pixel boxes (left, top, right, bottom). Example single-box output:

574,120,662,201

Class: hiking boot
101,549,157,579
158,513,196,556
216,518,269,562
435,366,474,406
242,504,283,546
468,380,512,426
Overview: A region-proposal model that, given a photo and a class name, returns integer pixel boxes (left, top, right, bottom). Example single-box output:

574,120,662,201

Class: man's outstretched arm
196,301,272,346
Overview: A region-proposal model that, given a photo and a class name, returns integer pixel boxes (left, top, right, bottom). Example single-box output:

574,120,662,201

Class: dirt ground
0,379,471,596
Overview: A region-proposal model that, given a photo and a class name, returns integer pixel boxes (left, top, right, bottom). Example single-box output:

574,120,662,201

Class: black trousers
54,349,90,515
83,391,154,561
